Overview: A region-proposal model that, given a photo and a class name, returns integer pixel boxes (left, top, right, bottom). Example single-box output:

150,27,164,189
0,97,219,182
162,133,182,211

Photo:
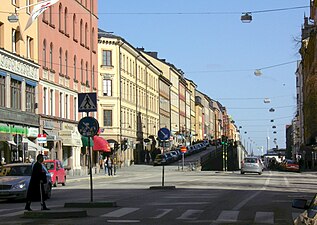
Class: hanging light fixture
241,12,252,23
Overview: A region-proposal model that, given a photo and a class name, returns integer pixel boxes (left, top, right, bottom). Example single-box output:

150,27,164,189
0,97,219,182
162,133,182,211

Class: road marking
149,202,210,206
150,209,172,218
233,175,271,211
254,211,274,224
101,208,139,217
216,210,239,222
292,212,301,220
176,209,204,220
284,177,290,187
107,220,140,223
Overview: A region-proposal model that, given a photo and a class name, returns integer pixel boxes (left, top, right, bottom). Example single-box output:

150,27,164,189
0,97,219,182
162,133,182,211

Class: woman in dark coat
25,154,49,211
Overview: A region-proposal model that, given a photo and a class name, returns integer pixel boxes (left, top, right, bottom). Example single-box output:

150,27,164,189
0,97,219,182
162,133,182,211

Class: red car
283,159,300,172
43,160,66,187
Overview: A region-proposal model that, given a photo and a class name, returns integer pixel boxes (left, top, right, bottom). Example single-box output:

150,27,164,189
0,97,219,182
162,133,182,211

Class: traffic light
221,135,228,145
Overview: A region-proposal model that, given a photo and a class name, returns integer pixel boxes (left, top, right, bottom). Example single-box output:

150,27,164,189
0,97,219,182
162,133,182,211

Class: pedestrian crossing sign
78,93,97,112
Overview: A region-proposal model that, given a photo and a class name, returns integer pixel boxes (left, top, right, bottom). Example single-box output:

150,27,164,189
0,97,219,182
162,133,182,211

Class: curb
64,201,117,208
149,185,176,190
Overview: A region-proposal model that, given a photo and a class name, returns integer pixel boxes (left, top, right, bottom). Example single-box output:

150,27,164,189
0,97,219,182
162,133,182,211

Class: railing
178,160,200,171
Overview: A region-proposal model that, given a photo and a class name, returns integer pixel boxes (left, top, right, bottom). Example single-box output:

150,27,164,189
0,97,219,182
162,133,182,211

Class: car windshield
0,165,32,176
245,158,257,163
44,162,55,170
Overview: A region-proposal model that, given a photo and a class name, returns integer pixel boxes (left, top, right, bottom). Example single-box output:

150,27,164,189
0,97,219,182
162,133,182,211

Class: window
103,79,112,96
12,0,17,5
64,8,68,35
26,36,33,59
49,7,53,24
73,14,76,40
59,92,63,117
43,87,47,114
80,59,83,82
92,28,95,51
80,19,83,44
43,39,46,67
26,84,35,113
102,50,112,66
49,43,53,69
85,62,88,84
59,3,62,31
91,65,95,88
65,94,68,119
59,48,63,74
50,89,54,116
74,97,77,120
65,51,68,76
73,56,77,80
10,78,21,110
0,75,5,107
103,110,112,126
85,23,88,47
26,0,30,14
12,29,20,54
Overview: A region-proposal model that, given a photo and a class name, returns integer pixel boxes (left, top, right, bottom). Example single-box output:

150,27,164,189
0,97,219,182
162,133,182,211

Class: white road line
149,202,210,206
216,210,239,222
284,177,290,187
101,208,139,218
254,211,274,224
107,220,140,223
292,212,301,220
176,209,204,220
150,209,173,219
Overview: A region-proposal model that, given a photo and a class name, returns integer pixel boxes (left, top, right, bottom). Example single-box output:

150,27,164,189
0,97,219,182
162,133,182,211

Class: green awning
81,136,94,147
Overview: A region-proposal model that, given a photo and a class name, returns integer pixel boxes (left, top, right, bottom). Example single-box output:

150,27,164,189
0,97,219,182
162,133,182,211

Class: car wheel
54,178,58,187
258,172,262,175
62,177,66,186
240,171,244,174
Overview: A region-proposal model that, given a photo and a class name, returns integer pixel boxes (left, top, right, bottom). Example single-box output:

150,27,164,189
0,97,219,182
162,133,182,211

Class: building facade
0,0,41,164
37,0,98,175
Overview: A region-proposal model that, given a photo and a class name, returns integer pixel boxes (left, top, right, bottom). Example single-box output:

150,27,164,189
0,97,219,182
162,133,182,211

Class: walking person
25,154,50,211
106,156,113,176
103,156,108,175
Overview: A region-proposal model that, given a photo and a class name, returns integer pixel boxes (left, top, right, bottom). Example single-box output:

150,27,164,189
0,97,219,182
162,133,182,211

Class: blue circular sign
158,128,171,141
78,117,99,137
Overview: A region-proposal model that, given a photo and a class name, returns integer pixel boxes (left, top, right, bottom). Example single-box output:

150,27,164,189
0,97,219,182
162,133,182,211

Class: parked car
0,163,52,200
170,151,180,161
164,152,174,163
241,157,263,175
280,159,300,172
292,194,317,225
153,154,167,166
44,159,66,187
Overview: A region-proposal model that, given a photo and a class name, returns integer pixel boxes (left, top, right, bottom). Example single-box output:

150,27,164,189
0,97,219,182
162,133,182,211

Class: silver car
241,157,263,175
0,163,52,200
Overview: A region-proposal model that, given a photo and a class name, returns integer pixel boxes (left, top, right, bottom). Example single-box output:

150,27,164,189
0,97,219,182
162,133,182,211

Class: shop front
59,122,82,176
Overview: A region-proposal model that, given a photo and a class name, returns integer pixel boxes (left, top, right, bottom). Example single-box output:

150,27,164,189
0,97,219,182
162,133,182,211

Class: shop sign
0,123,10,133
62,123,75,131
27,127,38,137
0,51,38,80
43,120,54,129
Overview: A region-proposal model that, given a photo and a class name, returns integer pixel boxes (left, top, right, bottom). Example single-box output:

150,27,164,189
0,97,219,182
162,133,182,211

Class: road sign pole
182,153,184,171
162,141,165,187
87,111,93,202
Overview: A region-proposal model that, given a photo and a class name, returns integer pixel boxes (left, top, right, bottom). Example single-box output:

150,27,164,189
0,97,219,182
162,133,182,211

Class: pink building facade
38,0,98,175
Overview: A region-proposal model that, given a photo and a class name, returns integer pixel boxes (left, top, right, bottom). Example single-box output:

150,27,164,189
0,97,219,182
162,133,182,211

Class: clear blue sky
98,0,309,155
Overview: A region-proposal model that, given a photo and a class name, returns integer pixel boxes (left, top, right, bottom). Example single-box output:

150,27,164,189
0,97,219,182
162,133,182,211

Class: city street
0,159,316,225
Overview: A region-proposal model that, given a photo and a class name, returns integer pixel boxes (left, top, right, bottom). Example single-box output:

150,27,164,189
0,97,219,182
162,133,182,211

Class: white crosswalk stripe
100,207,139,217
176,209,204,220
216,210,239,222
254,211,274,224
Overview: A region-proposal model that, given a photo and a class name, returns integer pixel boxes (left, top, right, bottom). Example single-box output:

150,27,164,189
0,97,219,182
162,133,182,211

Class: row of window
0,75,35,113
42,39,95,87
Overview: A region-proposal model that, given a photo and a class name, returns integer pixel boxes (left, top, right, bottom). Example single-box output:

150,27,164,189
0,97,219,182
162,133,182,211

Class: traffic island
64,201,117,208
23,209,87,219
149,185,176,190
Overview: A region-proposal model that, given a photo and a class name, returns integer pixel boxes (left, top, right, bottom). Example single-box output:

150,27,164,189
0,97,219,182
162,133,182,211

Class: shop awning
6,140,16,146
81,136,94,147
93,136,111,152
43,129,61,141
22,138,49,152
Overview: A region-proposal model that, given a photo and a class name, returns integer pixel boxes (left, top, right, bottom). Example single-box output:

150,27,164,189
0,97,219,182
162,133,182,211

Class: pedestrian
25,154,50,211
103,156,108,175
113,155,117,175
106,156,113,176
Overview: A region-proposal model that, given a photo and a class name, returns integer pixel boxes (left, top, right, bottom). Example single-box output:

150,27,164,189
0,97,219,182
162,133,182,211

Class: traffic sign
78,93,97,112
180,146,187,153
157,128,170,141
78,117,99,137
14,134,22,144
37,134,47,144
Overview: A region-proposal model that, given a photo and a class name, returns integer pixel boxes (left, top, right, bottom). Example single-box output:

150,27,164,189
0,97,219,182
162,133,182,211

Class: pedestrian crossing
100,207,300,224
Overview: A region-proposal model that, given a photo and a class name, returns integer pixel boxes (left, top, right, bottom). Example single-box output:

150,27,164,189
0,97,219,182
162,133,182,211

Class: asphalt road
0,150,316,225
